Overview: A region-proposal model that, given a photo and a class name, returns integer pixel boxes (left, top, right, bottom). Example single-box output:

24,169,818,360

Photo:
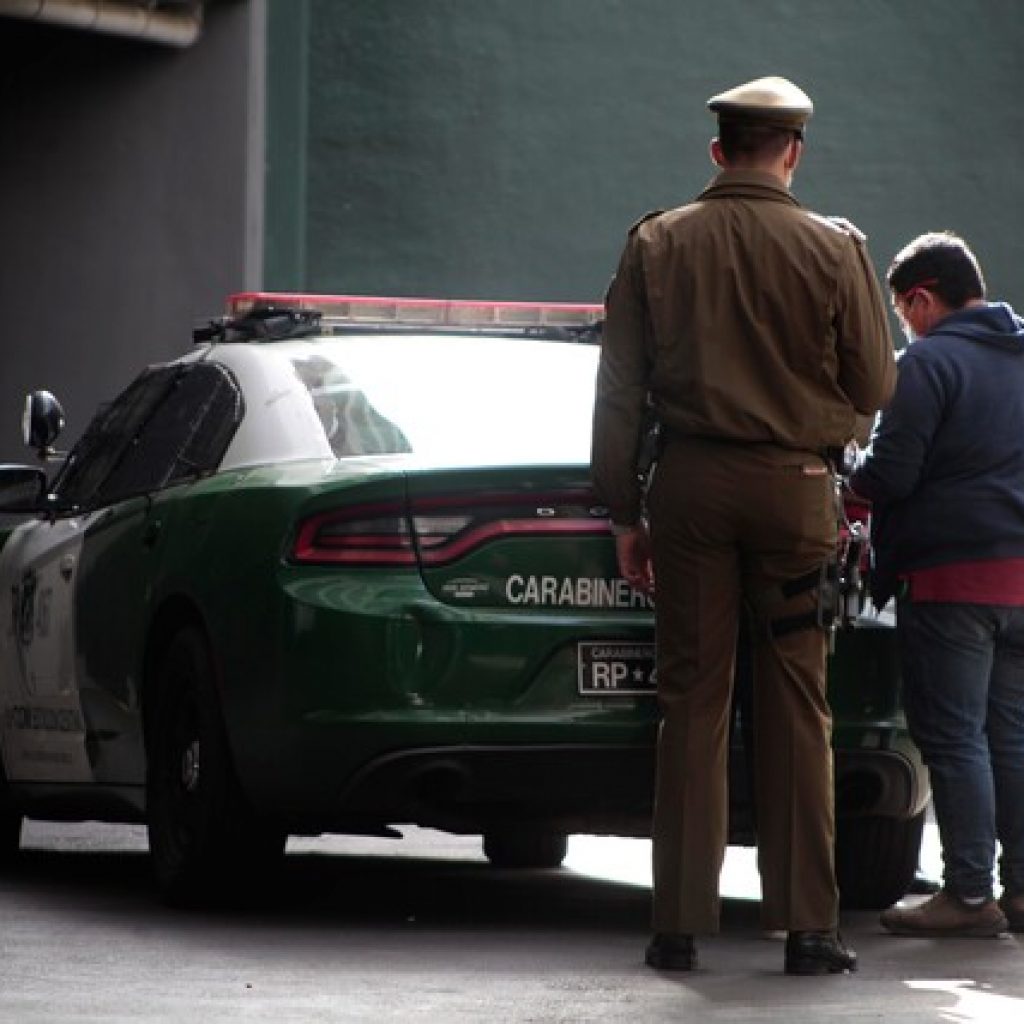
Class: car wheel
483,830,568,869
836,810,925,910
146,625,286,906
0,762,22,868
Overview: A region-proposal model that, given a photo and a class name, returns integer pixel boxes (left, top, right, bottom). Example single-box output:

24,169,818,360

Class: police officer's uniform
592,77,896,941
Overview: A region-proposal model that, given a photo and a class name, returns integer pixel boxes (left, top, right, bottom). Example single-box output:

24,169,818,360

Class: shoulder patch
628,209,665,234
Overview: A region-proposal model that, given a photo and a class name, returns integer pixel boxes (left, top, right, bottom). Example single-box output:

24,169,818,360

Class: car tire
836,810,925,910
145,625,286,906
0,811,21,867
483,830,568,869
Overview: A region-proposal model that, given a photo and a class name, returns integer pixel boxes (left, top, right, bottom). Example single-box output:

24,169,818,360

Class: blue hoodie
850,301,1024,606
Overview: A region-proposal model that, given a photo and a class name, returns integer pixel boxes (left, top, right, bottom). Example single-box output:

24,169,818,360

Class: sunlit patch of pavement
563,817,943,901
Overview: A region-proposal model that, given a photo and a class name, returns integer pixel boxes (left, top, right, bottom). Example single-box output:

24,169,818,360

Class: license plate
577,641,656,696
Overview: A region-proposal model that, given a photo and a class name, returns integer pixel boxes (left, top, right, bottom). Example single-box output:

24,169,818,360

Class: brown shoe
998,891,1024,932
880,890,1007,937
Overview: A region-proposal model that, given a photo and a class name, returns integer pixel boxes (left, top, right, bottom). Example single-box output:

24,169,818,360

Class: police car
0,293,928,907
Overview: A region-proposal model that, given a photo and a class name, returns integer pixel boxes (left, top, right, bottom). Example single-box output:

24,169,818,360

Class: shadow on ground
0,843,762,937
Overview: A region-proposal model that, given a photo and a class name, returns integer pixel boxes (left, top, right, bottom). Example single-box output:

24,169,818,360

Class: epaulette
628,209,665,234
807,211,867,243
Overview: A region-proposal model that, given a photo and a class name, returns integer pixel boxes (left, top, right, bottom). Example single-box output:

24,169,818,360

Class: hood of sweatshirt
929,301,1024,353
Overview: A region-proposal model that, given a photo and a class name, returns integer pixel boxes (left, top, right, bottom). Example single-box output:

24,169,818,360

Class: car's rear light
412,491,609,567
292,503,417,565
291,492,611,567
411,515,475,552
843,494,871,526
412,513,607,566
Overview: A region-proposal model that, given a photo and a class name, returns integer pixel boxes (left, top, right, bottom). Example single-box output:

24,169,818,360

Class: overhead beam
0,0,203,48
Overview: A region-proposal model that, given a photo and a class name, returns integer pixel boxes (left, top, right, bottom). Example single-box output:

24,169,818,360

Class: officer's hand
615,524,654,594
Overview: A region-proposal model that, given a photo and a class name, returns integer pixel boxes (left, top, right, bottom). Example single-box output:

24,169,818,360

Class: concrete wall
265,0,1024,315
0,0,261,462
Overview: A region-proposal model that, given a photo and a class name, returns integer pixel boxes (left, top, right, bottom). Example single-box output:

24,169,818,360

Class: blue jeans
898,600,1024,898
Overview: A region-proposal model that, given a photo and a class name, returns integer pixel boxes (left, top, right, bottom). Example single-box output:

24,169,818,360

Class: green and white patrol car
0,293,928,907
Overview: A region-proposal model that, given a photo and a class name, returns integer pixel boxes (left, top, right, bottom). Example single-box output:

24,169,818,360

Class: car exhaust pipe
407,761,473,806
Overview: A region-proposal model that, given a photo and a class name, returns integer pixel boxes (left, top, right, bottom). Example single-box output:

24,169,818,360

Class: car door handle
142,521,162,548
59,554,75,581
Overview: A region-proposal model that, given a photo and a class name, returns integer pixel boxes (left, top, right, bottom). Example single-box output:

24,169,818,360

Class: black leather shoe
645,932,697,971
784,931,857,975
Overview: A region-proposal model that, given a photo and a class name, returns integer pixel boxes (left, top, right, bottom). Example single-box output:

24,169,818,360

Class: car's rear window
287,335,598,466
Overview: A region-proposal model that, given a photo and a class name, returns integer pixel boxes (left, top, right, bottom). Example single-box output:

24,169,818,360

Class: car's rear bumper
335,742,657,837
253,731,928,841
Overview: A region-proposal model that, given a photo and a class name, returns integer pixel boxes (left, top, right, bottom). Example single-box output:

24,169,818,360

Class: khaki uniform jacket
592,169,896,526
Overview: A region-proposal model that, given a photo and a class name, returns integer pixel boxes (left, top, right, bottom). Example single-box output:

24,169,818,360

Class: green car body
0,295,928,907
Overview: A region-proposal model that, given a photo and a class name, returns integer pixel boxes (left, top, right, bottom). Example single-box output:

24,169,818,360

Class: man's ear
918,290,950,333
784,136,803,173
710,137,726,168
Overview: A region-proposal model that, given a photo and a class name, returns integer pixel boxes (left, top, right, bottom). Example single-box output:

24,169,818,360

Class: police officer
591,76,895,974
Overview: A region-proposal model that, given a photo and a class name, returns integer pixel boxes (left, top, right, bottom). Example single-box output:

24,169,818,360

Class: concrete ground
0,821,1021,1023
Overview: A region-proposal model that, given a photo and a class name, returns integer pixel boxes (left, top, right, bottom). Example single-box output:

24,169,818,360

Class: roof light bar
227,292,603,330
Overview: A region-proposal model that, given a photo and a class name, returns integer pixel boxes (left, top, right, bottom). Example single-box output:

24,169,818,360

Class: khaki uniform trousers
647,437,839,935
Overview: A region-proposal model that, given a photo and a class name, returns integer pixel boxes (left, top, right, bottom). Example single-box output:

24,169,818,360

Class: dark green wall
266,0,1024,310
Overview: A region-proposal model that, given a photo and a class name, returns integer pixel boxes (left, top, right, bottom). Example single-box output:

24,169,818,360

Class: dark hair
717,121,800,163
887,231,986,308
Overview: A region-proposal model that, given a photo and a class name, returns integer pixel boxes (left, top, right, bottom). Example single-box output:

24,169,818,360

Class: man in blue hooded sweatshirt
850,231,1024,937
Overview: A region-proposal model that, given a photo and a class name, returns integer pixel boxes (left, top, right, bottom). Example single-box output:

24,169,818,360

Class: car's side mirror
0,465,47,512
22,390,66,461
